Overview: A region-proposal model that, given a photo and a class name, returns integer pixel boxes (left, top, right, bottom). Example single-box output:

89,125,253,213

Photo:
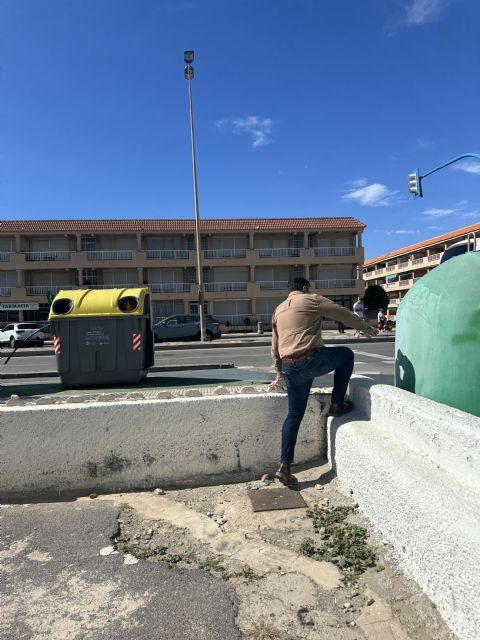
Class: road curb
0,362,235,380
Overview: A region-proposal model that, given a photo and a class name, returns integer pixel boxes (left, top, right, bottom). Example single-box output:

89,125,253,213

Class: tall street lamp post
184,50,206,342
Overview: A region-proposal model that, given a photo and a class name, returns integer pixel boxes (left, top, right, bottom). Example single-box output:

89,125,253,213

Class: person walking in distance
353,296,365,337
269,278,377,486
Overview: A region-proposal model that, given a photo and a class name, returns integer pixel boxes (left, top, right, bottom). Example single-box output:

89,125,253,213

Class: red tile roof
0,217,365,233
364,221,480,266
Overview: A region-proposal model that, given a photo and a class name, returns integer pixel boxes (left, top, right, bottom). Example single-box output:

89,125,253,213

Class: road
0,341,395,389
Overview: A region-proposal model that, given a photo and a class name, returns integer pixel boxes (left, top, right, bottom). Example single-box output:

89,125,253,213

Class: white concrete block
333,377,480,640
0,391,328,501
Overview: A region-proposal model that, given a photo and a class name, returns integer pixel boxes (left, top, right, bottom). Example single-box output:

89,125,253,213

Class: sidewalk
0,463,453,640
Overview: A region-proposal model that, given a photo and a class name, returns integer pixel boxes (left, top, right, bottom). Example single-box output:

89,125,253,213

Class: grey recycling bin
49,288,154,387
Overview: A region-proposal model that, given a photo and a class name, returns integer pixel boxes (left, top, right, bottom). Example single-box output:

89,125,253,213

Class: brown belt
282,349,315,363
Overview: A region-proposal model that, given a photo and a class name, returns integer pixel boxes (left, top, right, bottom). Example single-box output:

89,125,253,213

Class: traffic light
408,169,422,197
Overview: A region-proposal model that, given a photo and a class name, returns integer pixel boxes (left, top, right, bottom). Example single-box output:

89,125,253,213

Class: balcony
375,268,385,275
24,251,72,262
87,283,140,290
203,249,247,259
0,287,12,296
205,282,248,292
25,285,75,296
87,250,133,261
412,257,425,265
0,252,12,262
428,253,441,262
258,281,289,290
398,261,409,269
399,279,412,287
257,248,300,258
313,246,355,257
148,283,192,293
314,279,357,289
145,250,190,260
386,265,397,272
386,282,398,288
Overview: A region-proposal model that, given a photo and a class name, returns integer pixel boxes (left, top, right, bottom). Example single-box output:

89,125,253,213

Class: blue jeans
280,346,354,464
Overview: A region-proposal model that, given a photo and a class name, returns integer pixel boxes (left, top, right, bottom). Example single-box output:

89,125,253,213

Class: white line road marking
353,350,395,362
355,371,381,375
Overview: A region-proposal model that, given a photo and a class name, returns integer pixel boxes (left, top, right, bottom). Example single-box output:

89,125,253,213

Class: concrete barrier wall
334,377,480,640
0,391,329,501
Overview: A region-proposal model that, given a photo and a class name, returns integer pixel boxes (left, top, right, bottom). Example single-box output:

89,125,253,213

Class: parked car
440,237,480,264
153,314,221,342
0,322,45,348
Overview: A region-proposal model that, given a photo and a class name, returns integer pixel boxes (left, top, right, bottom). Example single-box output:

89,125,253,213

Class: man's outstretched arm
317,296,377,337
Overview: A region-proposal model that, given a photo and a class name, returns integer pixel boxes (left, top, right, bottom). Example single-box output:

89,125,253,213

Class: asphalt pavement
0,501,241,640
0,340,395,400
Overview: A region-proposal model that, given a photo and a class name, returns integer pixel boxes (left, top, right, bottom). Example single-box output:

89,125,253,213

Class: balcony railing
386,282,398,288
87,250,133,261
0,287,12,296
24,251,72,262
398,261,409,268
314,279,357,289
386,265,397,272
428,253,441,262
205,282,248,292
412,257,425,265
399,279,412,286
258,314,274,325
0,252,12,262
313,246,355,257
258,281,289,290
203,249,247,259
148,283,192,293
25,285,74,296
375,268,385,275
257,248,300,258
87,283,140,290
145,249,190,260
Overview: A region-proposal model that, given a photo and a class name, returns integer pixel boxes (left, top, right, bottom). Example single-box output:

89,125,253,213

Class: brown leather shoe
329,400,354,417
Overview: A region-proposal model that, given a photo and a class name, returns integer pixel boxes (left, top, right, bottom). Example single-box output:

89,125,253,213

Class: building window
81,236,96,252
327,295,353,310
293,234,304,248
83,269,97,286
293,265,305,279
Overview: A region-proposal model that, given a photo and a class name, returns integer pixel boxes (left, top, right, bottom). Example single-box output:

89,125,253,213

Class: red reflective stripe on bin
53,335,61,355
132,332,142,351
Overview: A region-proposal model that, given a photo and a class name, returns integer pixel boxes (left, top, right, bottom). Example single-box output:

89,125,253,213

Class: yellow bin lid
49,288,149,318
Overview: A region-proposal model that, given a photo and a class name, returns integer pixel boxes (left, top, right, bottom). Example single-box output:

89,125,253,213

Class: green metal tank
395,251,480,417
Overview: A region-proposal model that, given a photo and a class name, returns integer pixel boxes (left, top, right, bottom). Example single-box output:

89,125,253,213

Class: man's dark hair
289,277,311,292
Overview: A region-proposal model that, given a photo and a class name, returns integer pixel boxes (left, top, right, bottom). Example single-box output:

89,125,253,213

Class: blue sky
1,0,479,259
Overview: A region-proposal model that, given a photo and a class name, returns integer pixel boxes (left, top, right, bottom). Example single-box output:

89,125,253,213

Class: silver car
153,314,221,342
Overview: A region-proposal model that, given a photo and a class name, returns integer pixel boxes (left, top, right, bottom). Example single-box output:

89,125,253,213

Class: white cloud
422,207,460,218
452,161,480,175
348,177,368,188
216,116,274,149
427,225,443,230
386,229,419,235
404,0,450,25
463,210,480,219
342,182,398,207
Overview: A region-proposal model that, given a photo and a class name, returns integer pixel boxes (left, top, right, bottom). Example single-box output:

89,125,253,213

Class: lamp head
184,50,194,64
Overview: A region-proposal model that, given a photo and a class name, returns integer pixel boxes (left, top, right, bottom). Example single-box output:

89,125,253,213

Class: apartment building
0,217,365,326
363,221,480,318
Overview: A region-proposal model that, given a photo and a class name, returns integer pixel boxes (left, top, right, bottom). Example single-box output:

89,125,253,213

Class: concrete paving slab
0,501,241,640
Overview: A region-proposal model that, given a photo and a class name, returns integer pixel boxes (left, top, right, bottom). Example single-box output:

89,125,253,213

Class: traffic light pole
410,152,480,197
